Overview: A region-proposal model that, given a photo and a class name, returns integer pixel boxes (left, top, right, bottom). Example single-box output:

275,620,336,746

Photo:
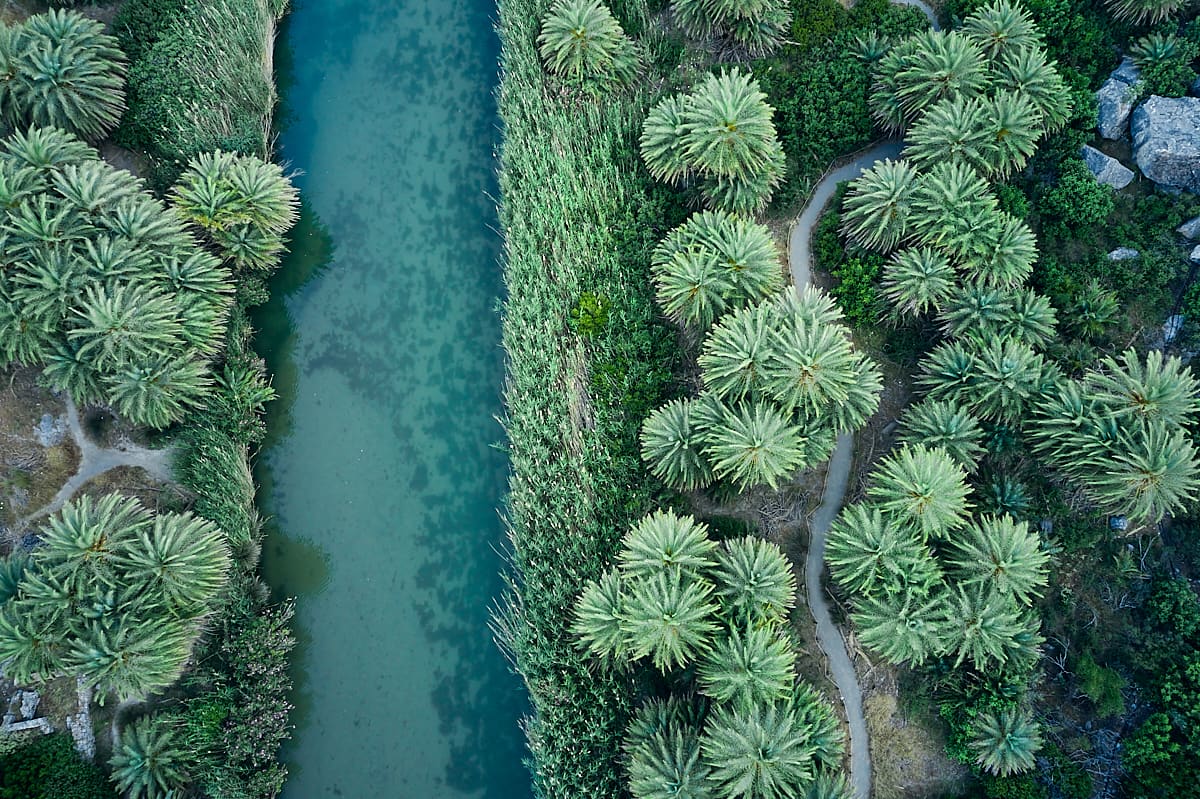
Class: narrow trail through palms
787,4,938,795
16,397,174,530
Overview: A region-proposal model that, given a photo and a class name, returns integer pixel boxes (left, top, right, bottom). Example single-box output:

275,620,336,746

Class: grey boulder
1179,215,1200,239
1108,247,1140,260
1097,59,1142,139
1081,145,1135,190
1132,95,1200,193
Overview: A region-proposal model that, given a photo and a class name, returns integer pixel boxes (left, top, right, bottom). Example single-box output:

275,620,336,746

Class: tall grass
493,0,681,794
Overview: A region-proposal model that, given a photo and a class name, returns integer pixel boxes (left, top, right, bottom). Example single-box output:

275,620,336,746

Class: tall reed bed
494,0,680,794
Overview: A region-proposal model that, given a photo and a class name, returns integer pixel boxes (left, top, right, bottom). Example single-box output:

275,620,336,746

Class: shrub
1076,651,1125,717
0,734,115,799
1036,158,1114,235
831,252,883,327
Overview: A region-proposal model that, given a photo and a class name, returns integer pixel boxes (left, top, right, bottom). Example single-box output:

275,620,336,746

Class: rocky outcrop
1108,247,1140,260
1132,95,1200,193
1082,145,1135,189
1178,215,1200,239
1097,58,1142,139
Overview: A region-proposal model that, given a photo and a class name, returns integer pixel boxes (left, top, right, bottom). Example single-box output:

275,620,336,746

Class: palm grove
514,0,1200,795
0,6,299,799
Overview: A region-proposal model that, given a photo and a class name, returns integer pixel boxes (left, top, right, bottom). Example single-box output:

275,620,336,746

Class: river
251,0,532,796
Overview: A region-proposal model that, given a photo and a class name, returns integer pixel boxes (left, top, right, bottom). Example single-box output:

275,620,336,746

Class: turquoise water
253,1,531,796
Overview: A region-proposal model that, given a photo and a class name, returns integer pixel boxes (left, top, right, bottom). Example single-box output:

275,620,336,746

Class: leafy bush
0,734,115,799
832,252,883,327
1036,158,1114,236
1076,651,1125,717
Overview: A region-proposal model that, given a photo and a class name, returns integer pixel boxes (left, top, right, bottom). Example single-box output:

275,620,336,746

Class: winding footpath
787,5,937,796
15,397,174,530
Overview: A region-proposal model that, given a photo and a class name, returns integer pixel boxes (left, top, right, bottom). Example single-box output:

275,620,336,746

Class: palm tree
996,288,1056,348
903,95,995,176
699,303,775,401
961,212,1037,289
700,703,816,799
653,211,782,324
805,774,853,799
700,152,787,214
701,401,805,490
939,586,1026,669
789,683,845,772
1087,423,1200,524
2,125,96,172
908,161,999,257
109,714,189,799
762,320,873,427
641,398,716,491
627,725,713,799
892,31,990,122
1062,281,1117,342
852,590,947,666
698,625,795,708
938,285,1014,342
621,510,717,579
68,283,183,373
54,160,141,215
104,353,214,429
536,0,637,84
0,553,27,603
970,336,1052,423
880,247,956,319
654,249,733,329
962,0,1042,60
917,339,977,407
1086,349,1200,428
68,617,194,700
866,444,972,539
897,399,985,471
672,0,789,55
8,10,128,141
626,697,698,751
969,708,1041,776
827,502,942,598
621,572,719,671
117,512,232,617
712,536,796,626
38,494,152,590
642,94,691,183
680,70,780,181
572,568,626,661
840,158,918,254
1105,0,1187,22
983,91,1044,179
0,604,66,685
770,284,846,329
1130,32,1186,67
946,516,1048,605
995,46,1072,133
981,474,1032,518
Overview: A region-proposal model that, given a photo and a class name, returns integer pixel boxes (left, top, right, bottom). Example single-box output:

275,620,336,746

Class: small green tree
700,703,816,799
969,708,1042,776
536,0,638,85
946,516,1049,604
866,444,973,538
897,400,985,471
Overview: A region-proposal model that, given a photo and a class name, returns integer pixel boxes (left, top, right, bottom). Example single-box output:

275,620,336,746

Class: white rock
1178,215,1200,239
1108,247,1140,260
18,691,38,721
1190,244,1200,262
1165,315,1185,343
1097,77,1139,139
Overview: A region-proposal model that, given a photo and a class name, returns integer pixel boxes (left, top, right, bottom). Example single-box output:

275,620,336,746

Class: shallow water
252,0,531,795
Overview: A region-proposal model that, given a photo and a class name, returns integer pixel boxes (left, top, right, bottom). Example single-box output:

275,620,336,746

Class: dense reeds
493,0,680,794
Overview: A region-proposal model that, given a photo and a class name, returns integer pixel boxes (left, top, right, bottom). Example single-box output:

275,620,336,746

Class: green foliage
171,150,300,275
570,291,612,338
946,515,1049,604
1076,651,1125,717
840,158,918,254
0,733,115,799
880,247,956,319
866,443,973,539
672,0,789,55
1036,157,1114,236
641,69,785,213
0,494,230,699
538,0,638,85
1104,0,1187,24
109,714,188,799
827,502,941,598
493,1,685,784
698,625,796,708
969,708,1042,776
0,128,238,427
897,399,986,470
830,252,881,327
3,10,128,141
700,703,817,799
117,0,280,186
712,536,796,626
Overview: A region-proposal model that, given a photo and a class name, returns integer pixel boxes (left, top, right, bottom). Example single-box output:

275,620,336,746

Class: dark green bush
0,734,115,799
1036,158,1115,236
980,773,1048,799
832,252,883,327
1076,651,1126,717
788,0,848,53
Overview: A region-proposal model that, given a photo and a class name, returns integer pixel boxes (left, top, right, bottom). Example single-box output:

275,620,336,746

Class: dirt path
16,398,174,530
787,6,938,796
